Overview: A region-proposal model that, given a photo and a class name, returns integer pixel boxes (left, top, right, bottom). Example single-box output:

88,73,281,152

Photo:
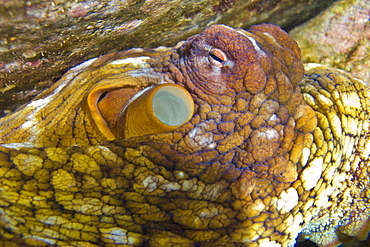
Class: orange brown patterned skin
0,24,369,246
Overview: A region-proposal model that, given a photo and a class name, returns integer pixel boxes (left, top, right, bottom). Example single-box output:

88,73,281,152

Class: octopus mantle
0,24,369,247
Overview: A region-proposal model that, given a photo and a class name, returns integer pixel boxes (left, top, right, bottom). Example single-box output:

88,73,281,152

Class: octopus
0,23,369,247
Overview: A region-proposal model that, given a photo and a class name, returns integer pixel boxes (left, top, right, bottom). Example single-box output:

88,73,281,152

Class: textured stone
0,0,336,115
290,0,370,84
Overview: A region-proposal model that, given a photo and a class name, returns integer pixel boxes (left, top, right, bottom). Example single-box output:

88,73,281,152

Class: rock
0,0,335,115
290,0,370,85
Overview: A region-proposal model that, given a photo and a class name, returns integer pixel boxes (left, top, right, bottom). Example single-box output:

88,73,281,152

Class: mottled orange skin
0,24,369,247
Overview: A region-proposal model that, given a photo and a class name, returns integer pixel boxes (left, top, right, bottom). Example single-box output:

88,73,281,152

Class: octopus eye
208,48,227,67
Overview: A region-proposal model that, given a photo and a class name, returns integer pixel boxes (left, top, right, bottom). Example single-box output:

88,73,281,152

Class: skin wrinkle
0,24,369,247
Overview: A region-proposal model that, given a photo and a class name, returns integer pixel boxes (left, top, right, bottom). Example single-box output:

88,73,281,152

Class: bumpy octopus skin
0,24,369,247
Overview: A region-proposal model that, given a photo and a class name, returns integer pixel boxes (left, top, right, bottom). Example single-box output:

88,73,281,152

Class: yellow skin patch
0,24,369,247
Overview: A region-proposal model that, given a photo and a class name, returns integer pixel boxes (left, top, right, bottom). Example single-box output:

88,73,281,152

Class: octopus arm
297,64,370,246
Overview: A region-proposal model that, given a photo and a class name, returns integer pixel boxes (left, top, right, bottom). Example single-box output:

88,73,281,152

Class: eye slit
208,48,227,67
210,52,223,63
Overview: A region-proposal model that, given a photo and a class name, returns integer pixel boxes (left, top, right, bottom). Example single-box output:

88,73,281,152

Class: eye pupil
208,48,227,67
209,52,223,63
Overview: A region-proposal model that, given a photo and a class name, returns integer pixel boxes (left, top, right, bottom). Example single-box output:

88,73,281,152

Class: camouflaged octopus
0,24,369,247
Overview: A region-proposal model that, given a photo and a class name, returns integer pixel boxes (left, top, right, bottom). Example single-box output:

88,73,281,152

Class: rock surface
0,0,335,115
290,0,370,85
